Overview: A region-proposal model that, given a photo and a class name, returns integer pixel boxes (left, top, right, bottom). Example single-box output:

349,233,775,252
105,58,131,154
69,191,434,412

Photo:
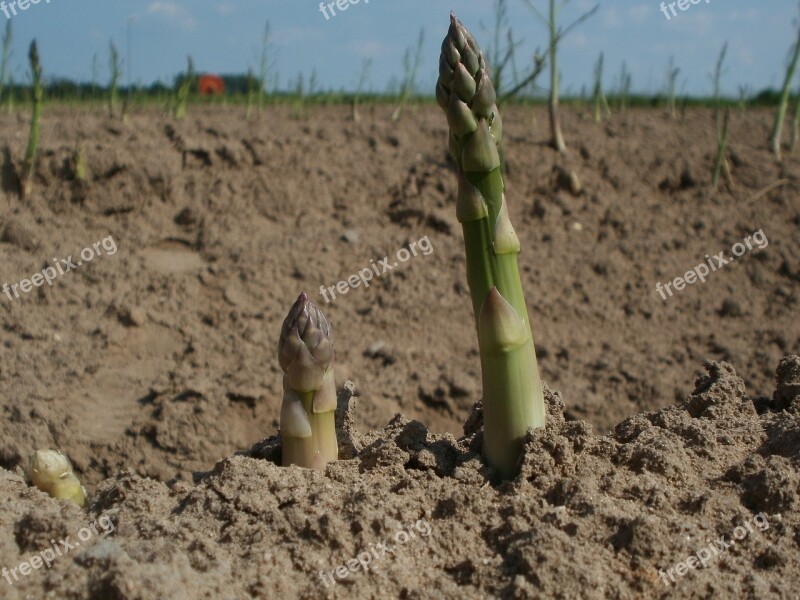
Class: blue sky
1,0,797,97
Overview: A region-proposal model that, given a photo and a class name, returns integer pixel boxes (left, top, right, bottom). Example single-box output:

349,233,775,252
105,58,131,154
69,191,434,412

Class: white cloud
604,6,621,27
627,5,650,24
683,12,714,36
737,46,755,67
271,27,321,45
569,32,590,49
88,29,106,44
729,9,760,22
350,41,386,58
146,2,197,30
217,3,235,16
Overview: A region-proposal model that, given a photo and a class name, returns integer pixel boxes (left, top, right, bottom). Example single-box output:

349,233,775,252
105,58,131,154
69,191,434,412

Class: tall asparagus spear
278,293,338,469
437,14,545,479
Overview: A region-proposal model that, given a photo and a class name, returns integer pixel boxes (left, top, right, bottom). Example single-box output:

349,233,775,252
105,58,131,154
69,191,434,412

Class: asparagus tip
28,449,87,507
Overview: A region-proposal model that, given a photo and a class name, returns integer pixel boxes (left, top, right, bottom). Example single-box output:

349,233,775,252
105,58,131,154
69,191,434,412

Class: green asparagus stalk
665,57,679,120
245,67,256,120
546,0,565,151
592,52,610,124
278,293,338,470
392,28,424,122
74,144,88,183
770,15,800,160
437,14,545,479
0,21,11,106
28,450,87,507
174,55,195,119
5,74,14,114
618,61,631,113
791,92,800,155
711,108,730,191
258,21,271,113
21,40,42,198
108,40,121,119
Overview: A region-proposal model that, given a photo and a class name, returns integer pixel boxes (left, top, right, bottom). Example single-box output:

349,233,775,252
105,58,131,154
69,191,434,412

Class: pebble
342,230,359,243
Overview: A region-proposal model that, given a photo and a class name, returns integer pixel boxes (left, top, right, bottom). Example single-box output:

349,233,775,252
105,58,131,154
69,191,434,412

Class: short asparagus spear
28,450,87,507
278,293,338,469
437,14,545,479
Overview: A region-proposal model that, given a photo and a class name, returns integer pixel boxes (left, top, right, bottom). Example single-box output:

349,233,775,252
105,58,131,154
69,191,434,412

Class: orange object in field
198,74,225,96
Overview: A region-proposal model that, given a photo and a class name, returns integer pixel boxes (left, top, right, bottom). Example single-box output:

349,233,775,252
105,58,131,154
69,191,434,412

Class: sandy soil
0,104,798,598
